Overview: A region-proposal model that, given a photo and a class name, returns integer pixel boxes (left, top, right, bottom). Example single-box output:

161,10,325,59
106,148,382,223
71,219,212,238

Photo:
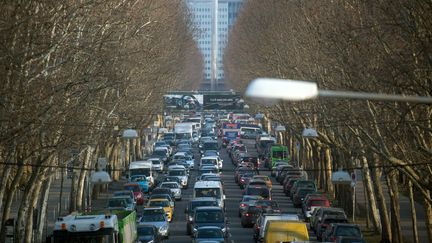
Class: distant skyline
186,0,243,88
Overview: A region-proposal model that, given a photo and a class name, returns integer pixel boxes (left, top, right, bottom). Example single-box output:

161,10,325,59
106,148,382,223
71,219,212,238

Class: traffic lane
164,149,201,243
220,145,257,243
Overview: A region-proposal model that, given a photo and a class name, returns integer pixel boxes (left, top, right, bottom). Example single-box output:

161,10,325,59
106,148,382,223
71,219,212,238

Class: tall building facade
186,0,243,88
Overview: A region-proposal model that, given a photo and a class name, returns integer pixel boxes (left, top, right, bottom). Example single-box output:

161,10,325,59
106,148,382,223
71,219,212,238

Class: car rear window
336,226,361,237
246,187,270,198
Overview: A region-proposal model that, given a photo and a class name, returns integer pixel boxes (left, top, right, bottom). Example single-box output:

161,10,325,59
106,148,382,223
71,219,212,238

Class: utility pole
211,0,218,91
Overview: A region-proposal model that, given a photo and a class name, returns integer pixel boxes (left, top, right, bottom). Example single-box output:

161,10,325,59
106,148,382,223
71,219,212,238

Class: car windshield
256,200,277,207
151,160,160,165
150,195,169,201
163,134,175,139
246,187,269,198
108,199,126,207
272,150,288,158
195,211,224,223
173,156,185,160
197,228,223,238
243,196,261,202
298,189,316,197
161,183,178,188
202,159,216,164
137,226,155,235
149,200,170,207
336,226,361,237
131,176,146,182
195,188,221,198
140,214,165,222
203,142,218,150
153,150,166,156
169,170,185,176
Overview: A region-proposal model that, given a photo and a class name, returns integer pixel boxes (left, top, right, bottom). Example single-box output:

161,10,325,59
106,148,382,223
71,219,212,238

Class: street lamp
246,78,432,103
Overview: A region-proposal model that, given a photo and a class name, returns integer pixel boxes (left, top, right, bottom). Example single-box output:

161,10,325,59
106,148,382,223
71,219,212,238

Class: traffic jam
51,111,365,243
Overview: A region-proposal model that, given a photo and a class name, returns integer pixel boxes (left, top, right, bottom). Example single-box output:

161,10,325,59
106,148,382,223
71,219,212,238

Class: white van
129,160,154,186
193,181,225,209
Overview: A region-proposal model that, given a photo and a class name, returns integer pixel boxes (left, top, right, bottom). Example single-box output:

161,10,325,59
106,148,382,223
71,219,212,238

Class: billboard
163,91,244,111
203,94,243,110
163,94,203,110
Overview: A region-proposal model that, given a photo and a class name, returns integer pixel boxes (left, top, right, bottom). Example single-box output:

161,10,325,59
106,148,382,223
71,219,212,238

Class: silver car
139,207,170,239
159,182,182,200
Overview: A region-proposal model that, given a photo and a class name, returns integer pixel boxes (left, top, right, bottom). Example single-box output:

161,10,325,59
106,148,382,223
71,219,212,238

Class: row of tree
225,0,431,242
0,1,202,242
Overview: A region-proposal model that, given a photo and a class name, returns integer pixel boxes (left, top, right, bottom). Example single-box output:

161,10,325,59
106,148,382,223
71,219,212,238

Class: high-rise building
186,0,243,89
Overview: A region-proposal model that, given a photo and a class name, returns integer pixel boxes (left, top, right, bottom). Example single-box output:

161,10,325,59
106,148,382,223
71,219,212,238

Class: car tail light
240,203,246,207
329,236,336,241
136,193,142,198
245,213,250,217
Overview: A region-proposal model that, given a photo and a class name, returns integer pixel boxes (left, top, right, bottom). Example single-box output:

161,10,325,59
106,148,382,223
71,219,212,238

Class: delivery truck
51,210,137,243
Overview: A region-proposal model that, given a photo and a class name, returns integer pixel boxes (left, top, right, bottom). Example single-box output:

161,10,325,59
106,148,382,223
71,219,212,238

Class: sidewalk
354,172,428,242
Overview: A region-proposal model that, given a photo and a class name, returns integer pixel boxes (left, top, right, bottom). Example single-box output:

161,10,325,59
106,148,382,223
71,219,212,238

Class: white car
159,182,182,200
149,158,164,172
167,165,189,188
200,156,223,170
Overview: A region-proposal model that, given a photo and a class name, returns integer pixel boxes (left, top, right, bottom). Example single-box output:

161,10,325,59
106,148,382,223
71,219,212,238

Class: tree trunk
15,169,44,243
136,137,142,160
424,189,432,242
386,170,402,243
69,163,78,212
0,164,12,224
408,180,419,243
35,175,53,243
361,156,381,233
76,146,93,211
0,164,25,242
371,155,391,242
324,147,334,197
314,145,321,189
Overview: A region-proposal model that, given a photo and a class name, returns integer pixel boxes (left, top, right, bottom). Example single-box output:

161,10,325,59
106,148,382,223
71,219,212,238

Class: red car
123,183,145,205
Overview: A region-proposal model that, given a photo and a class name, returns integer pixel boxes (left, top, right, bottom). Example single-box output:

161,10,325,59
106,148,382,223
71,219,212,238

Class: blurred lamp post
246,78,432,103
275,125,286,144
122,129,139,174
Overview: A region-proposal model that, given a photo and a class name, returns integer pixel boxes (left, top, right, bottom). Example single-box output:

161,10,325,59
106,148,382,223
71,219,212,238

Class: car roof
148,198,169,202
201,156,219,159
194,206,223,211
194,181,222,188
191,197,218,202
143,207,164,211
196,226,223,230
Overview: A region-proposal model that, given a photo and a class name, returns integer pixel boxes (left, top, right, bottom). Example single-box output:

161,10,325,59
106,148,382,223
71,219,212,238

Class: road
164,139,316,243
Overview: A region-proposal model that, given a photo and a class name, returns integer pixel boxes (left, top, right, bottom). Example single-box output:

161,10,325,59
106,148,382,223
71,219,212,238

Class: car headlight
193,227,198,232
188,216,193,221
221,227,227,233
